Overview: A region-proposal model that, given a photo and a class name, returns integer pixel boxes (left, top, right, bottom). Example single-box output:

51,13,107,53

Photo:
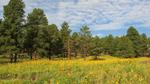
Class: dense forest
0,0,150,63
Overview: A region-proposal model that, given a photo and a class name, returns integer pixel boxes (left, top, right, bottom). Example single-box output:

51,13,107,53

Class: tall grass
0,56,150,84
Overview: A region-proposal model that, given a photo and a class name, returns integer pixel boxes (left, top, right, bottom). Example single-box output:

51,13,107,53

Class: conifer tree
140,33,148,56
103,34,114,55
60,22,71,59
114,36,135,58
24,8,48,59
71,32,80,57
127,26,141,57
79,25,92,58
90,36,103,59
3,0,25,62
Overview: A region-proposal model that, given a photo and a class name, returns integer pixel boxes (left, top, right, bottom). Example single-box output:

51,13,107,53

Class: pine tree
147,38,150,56
36,26,50,58
140,33,148,56
102,34,114,55
71,32,80,57
0,19,3,54
90,36,103,60
79,25,92,58
127,26,141,57
3,0,25,62
114,36,135,58
60,22,71,59
48,24,61,57
24,8,48,59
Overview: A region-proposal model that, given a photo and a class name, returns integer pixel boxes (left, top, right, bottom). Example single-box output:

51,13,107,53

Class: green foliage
47,24,63,56
36,26,50,57
60,22,71,58
0,0,150,62
37,24,63,59
102,34,114,55
90,36,103,59
60,22,71,44
147,38,150,56
60,22,71,41
140,33,149,56
79,25,92,57
127,26,142,57
1,0,25,62
71,32,80,57
24,8,48,59
27,8,48,25
113,36,135,58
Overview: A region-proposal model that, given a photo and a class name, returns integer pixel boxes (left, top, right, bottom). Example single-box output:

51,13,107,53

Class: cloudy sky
0,0,150,36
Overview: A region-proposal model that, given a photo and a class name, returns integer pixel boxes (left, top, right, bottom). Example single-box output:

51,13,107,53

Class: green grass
0,56,150,84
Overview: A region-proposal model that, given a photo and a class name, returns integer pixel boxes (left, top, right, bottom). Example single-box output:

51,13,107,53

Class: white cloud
0,0,150,33
0,0,9,6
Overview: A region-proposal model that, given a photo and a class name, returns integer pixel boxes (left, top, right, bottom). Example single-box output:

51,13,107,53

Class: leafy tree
24,8,48,59
3,0,25,62
60,22,71,59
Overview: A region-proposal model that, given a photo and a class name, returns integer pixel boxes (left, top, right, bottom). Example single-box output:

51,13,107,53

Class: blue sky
0,0,150,37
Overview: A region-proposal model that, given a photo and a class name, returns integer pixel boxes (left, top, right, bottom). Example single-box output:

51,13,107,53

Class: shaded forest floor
0,56,150,84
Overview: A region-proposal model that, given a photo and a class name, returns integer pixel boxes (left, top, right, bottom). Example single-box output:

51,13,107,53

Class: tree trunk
75,50,78,57
67,39,71,59
10,54,13,63
94,55,98,60
30,53,33,60
49,56,51,60
49,48,53,60
34,51,37,59
81,48,85,58
28,51,33,60
14,53,17,63
83,47,86,60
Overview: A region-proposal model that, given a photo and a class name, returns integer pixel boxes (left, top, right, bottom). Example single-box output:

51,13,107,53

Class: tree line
0,0,150,63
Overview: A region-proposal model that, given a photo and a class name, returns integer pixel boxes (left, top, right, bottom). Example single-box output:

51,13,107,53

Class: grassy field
0,56,150,84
